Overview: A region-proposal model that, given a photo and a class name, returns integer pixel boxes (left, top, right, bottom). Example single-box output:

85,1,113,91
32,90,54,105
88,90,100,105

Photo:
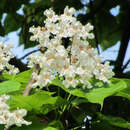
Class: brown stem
23,64,40,96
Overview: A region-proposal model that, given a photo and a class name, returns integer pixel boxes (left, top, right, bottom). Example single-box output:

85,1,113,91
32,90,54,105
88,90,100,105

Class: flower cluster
0,41,19,74
28,6,114,89
0,94,31,128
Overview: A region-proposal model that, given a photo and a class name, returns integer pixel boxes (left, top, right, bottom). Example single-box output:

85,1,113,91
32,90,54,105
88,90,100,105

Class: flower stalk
23,64,40,96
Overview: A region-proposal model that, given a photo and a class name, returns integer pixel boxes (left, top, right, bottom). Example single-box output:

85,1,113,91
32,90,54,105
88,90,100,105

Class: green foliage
0,71,130,129
95,11,122,50
70,106,86,124
0,0,29,13
47,120,63,130
11,115,49,130
52,78,126,107
14,69,33,83
1,71,16,80
0,80,21,95
111,78,130,100
4,13,24,34
9,90,65,114
97,112,130,129
91,121,124,130
11,115,63,130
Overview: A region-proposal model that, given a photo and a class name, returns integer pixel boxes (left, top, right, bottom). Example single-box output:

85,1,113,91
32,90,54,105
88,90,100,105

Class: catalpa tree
0,5,130,130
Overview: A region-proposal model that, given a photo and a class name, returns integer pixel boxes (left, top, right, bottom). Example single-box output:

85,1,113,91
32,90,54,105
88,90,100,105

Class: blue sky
0,3,129,72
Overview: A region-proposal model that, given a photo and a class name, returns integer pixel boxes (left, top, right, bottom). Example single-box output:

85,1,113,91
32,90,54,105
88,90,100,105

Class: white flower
28,6,114,89
0,41,19,74
44,8,59,23
63,76,78,88
28,53,47,68
62,65,76,77
0,95,31,129
32,70,55,88
64,6,76,16
94,62,114,83
85,23,94,32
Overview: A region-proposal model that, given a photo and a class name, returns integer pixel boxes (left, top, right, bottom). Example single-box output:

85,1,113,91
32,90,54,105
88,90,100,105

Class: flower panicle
28,6,114,89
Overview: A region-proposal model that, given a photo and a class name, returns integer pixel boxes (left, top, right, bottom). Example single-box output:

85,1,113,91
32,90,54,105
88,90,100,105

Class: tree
0,0,130,129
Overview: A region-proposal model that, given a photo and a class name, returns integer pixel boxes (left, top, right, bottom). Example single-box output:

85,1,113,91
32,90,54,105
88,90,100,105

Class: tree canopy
0,0,129,77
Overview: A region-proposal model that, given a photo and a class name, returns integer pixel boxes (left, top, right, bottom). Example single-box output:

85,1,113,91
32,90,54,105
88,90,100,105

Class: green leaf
1,71,16,80
0,80,21,95
52,79,126,107
97,113,130,129
4,13,24,34
71,98,88,106
47,120,63,130
12,115,47,130
43,127,58,130
9,91,65,114
112,78,130,100
91,120,123,130
95,11,122,50
12,116,62,130
71,107,86,124
1,0,30,13
0,125,4,130
14,69,33,83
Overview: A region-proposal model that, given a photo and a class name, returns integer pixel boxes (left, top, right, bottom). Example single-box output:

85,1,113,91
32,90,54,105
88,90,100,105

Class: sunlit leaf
52,79,126,107
14,69,33,83
0,80,21,95
9,91,65,114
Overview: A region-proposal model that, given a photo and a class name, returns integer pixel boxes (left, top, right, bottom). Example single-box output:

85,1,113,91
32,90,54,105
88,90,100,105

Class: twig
20,49,39,60
23,64,40,96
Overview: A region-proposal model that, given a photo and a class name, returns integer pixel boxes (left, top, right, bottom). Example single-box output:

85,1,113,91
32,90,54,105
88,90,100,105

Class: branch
90,0,100,54
20,49,39,60
114,9,130,76
23,64,40,96
122,59,130,71
9,57,28,72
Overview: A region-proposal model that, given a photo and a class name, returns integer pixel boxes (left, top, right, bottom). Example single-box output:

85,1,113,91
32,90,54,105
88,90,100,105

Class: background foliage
0,0,130,129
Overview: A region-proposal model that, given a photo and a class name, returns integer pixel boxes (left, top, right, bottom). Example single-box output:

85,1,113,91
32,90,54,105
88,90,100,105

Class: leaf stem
61,93,72,116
